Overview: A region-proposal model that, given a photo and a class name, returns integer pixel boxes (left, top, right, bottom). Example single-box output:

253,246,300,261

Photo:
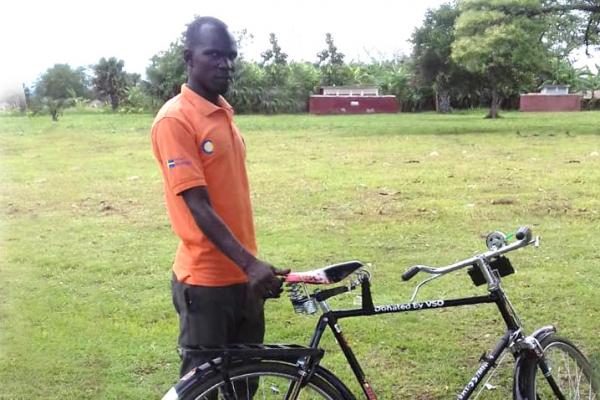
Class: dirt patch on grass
322,188,417,221
3,202,41,219
521,199,598,220
490,198,516,205
319,187,454,224
70,197,135,217
99,200,116,213
5,203,20,215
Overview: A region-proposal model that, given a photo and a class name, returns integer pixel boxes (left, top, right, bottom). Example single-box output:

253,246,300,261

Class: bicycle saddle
285,261,364,284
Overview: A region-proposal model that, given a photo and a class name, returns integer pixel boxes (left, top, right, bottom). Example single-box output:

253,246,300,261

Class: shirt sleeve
152,117,206,195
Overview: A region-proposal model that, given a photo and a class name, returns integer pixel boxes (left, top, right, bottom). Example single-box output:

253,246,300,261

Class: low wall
309,95,399,115
519,94,582,112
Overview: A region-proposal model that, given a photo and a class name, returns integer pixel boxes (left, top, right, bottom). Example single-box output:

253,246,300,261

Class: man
151,16,288,377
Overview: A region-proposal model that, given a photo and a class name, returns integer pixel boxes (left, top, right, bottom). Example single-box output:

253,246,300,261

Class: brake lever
409,274,443,302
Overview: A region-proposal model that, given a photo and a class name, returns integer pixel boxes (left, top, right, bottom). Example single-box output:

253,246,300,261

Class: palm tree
580,64,600,99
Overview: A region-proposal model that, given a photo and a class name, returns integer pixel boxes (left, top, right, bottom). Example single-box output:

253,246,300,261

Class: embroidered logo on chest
201,139,214,155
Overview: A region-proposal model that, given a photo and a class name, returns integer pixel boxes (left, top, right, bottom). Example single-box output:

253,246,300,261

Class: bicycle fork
513,325,567,400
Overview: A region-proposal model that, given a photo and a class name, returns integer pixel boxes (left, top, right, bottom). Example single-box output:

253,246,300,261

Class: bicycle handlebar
402,226,537,282
289,227,538,314
401,266,421,281
515,226,531,241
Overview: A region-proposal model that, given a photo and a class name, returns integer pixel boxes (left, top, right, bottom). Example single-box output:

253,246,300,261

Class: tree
502,0,600,53
580,64,600,98
92,57,130,111
412,2,480,113
232,28,254,60
286,62,320,112
23,84,32,110
316,33,352,86
126,72,141,88
261,33,288,66
0,84,26,113
34,64,88,120
145,41,186,103
453,0,549,118
228,60,267,113
35,64,88,99
379,61,419,111
537,58,590,92
344,59,420,111
261,33,289,87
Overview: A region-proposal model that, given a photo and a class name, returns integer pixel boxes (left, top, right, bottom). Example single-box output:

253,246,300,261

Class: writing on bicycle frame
457,360,490,400
374,300,444,312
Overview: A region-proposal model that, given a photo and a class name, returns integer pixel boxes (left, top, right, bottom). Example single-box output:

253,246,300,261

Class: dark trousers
171,276,265,378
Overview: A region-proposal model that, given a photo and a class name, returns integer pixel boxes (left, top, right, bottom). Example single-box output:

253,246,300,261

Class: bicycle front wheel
524,335,598,399
177,360,348,400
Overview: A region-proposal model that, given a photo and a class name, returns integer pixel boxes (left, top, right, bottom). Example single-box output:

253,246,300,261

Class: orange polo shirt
151,84,257,286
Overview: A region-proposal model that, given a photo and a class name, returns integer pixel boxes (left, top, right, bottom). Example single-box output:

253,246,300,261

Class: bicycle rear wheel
524,335,598,399
176,360,348,400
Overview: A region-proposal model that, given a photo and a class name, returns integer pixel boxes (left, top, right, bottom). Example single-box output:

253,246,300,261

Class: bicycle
161,226,598,399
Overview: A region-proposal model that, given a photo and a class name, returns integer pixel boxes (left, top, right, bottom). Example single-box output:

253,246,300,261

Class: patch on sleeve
201,139,214,155
167,157,192,169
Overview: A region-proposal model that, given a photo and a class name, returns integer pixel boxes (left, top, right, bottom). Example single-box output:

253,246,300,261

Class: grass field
1,110,599,399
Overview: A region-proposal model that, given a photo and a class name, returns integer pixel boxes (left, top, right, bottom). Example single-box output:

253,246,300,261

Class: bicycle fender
161,358,355,400
314,365,357,400
513,354,534,400
162,356,229,400
512,326,556,400
162,386,178,400
163,356,270,400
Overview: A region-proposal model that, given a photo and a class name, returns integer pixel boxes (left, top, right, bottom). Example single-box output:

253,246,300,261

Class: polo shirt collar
181,84,234,116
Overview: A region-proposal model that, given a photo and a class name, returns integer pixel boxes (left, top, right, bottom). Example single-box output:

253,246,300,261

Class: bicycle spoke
533,340,597,400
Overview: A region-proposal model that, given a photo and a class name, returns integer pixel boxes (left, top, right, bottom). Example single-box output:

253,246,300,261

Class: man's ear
183,49,193,66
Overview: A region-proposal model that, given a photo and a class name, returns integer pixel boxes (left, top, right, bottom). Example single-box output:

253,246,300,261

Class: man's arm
181,186,288,297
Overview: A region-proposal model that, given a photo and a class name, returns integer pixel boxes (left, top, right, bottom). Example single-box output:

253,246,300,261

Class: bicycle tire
176,360,349,400
521,334,598,399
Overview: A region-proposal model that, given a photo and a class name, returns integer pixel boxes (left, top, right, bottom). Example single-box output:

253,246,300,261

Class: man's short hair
184,16,228,49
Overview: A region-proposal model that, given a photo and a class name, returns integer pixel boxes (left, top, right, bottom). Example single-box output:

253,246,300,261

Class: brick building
309,85,399,115
520,84,582,112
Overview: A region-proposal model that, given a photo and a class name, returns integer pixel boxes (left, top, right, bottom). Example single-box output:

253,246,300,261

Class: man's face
186,24,238,98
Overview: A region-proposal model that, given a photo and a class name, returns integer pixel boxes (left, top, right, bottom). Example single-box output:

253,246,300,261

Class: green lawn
1,110,599,399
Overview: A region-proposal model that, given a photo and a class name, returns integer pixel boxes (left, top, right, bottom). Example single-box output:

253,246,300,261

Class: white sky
1,0,599,97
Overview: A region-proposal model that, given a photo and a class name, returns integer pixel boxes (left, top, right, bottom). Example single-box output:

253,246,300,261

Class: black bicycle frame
307,280,524,400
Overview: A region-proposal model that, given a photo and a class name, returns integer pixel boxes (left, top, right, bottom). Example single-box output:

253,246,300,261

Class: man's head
184,17,237,102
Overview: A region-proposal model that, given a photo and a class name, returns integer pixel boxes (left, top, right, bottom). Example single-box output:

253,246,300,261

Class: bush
582,98,600,111
120,85,154,113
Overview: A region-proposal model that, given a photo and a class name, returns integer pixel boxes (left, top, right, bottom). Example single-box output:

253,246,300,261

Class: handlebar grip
515,226,532,241
402,266,420,281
